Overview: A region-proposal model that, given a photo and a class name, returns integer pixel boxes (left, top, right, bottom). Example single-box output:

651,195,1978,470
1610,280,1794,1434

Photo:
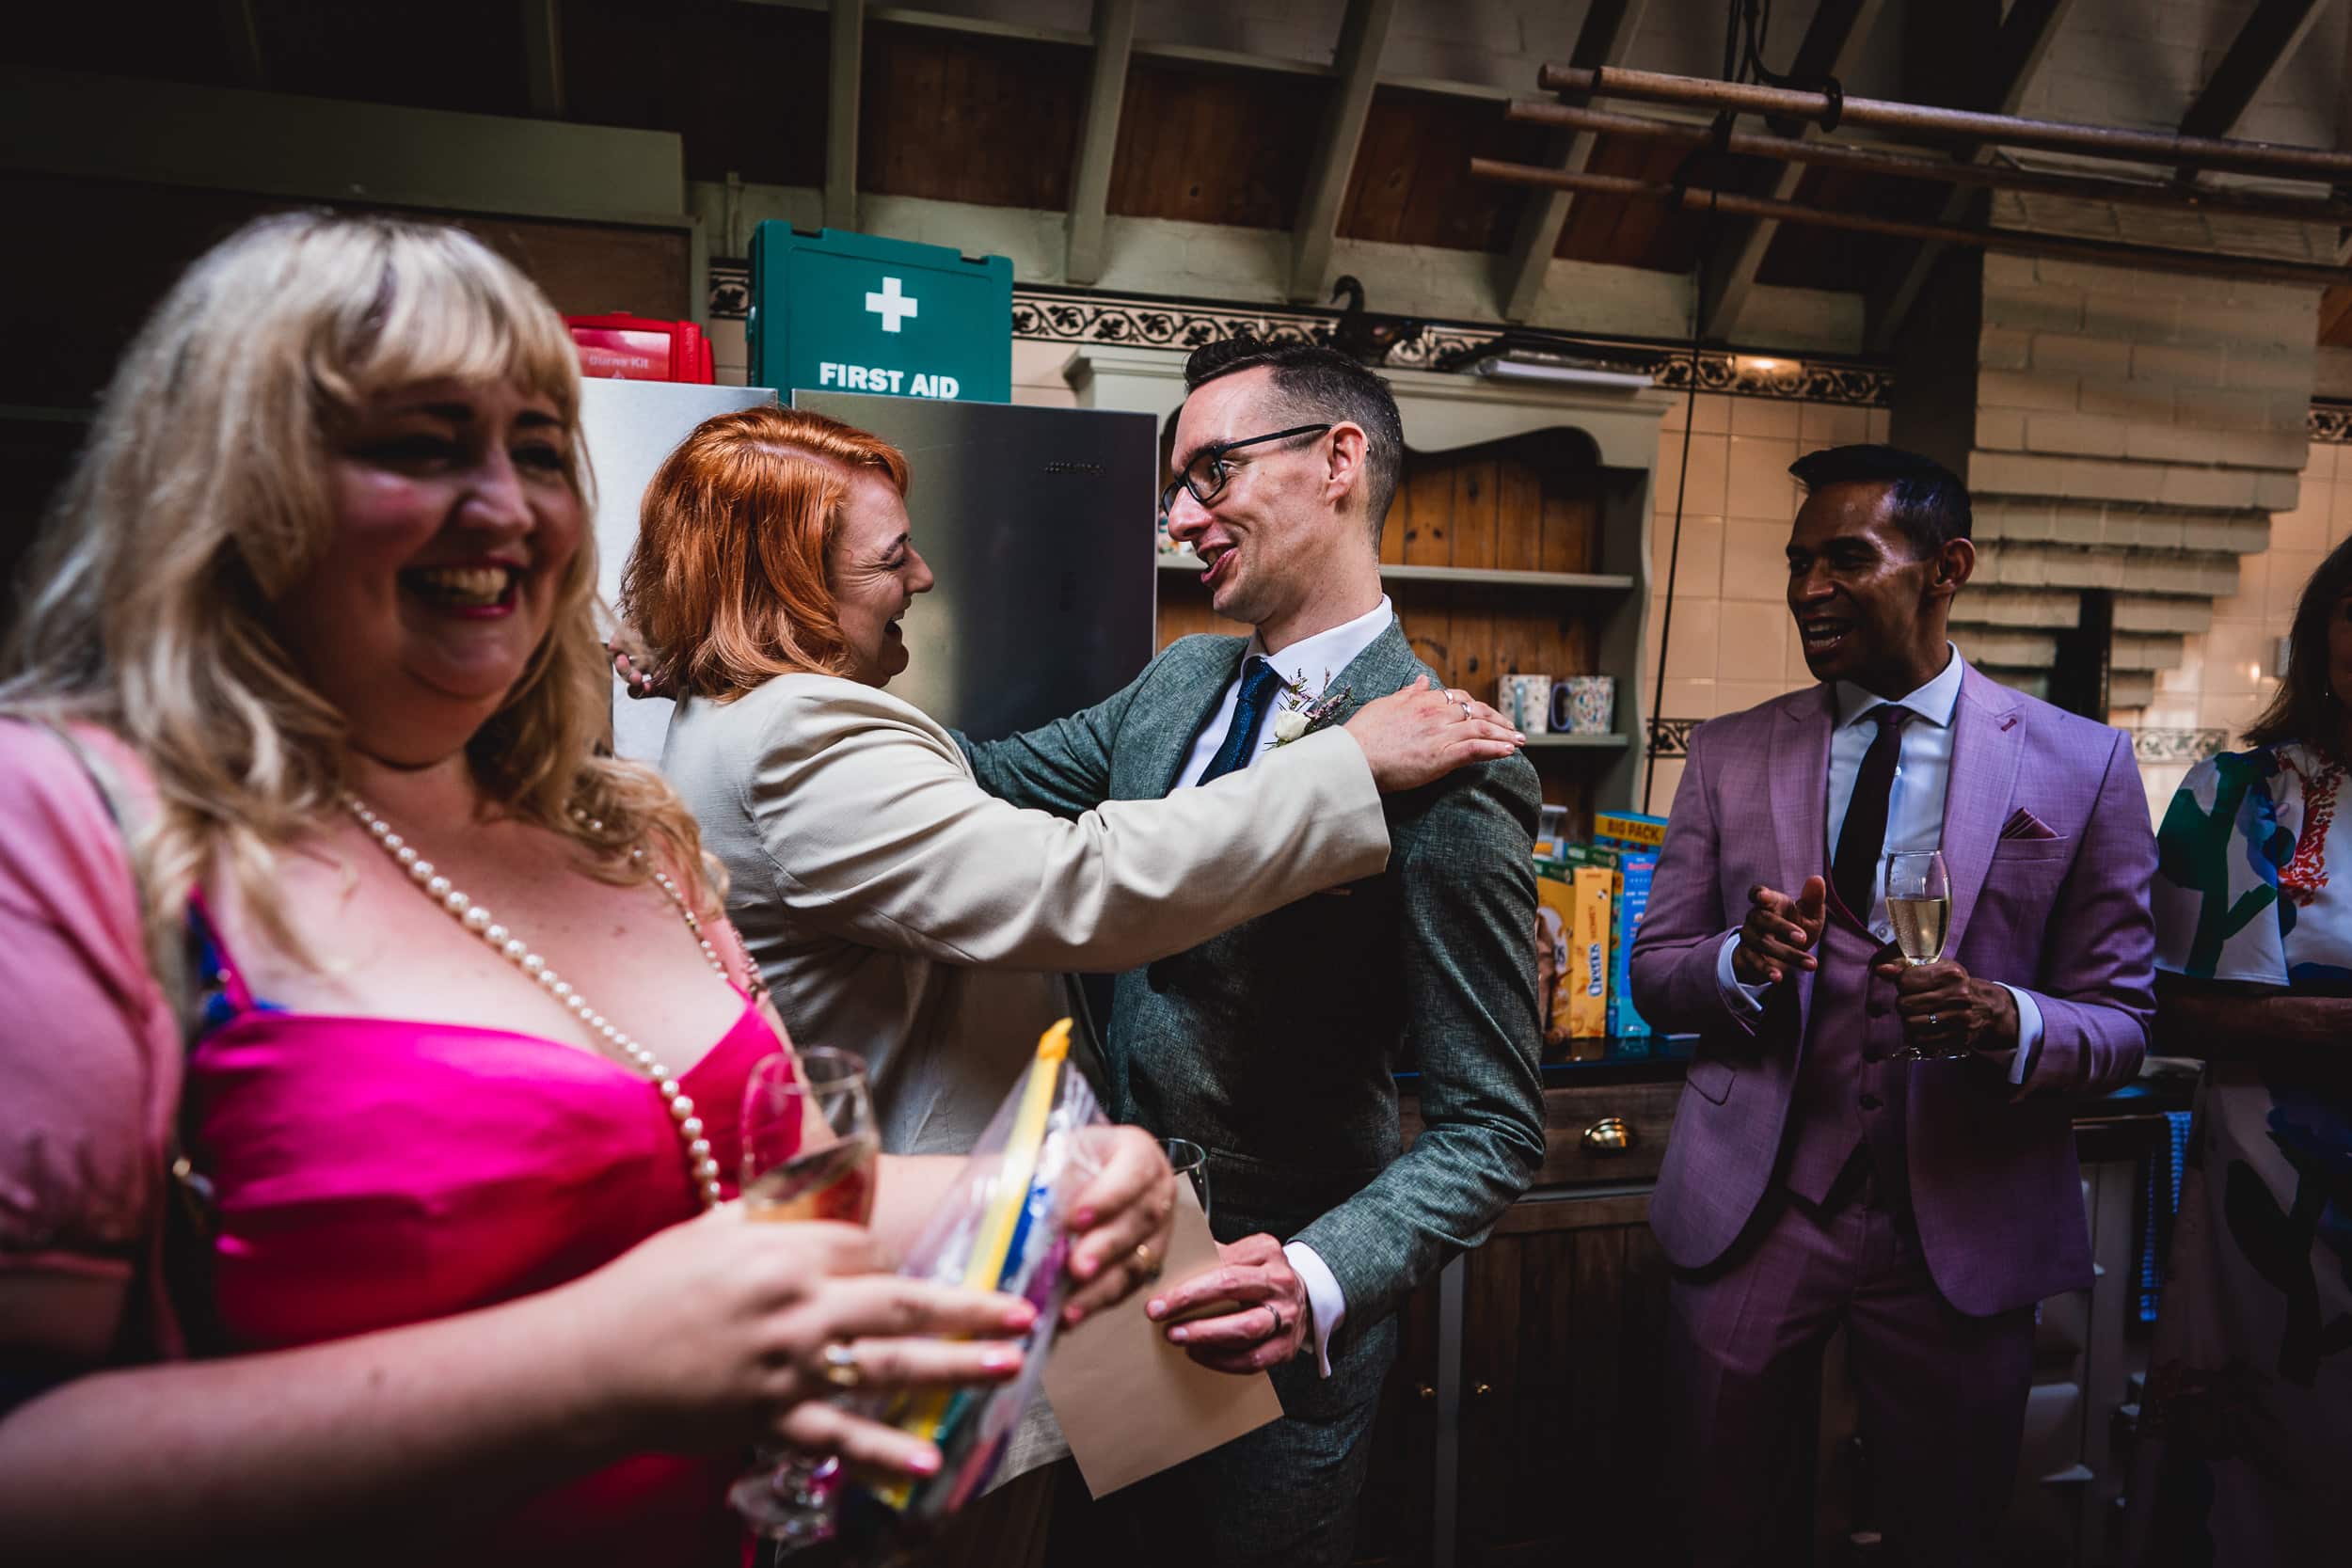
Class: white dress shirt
1174,594,1395,1375
1714,644,2043,1080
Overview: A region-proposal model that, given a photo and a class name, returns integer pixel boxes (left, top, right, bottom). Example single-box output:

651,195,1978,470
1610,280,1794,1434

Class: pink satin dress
186,912,792,1567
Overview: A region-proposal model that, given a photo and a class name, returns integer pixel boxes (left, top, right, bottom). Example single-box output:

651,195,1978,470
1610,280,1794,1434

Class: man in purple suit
1630,444,2154,1567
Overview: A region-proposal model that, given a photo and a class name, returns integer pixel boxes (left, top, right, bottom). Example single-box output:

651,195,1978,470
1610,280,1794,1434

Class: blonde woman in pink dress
0,213,1174,1565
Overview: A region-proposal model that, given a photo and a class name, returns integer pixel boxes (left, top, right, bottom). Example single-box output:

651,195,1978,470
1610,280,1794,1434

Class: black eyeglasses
1158,423,1333,517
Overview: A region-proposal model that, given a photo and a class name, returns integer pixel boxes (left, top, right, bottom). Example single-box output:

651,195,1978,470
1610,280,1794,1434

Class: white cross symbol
865,276,919,333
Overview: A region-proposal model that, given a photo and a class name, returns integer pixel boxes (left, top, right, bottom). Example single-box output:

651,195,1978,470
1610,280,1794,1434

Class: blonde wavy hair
0,211,711,961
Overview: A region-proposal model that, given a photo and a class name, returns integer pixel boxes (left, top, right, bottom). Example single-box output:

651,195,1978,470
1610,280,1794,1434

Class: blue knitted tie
1199,657,1286,784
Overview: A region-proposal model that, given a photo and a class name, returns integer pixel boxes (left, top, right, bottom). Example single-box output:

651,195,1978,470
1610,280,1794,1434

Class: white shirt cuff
1716,931,1771,1018
1999,984,2043,1085
1282,1241,1345,1379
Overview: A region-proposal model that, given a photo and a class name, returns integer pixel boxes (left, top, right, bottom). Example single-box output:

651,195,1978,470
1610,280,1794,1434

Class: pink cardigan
0,721,188,1363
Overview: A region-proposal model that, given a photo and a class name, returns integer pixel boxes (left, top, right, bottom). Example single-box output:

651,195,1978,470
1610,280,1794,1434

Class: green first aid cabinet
746,224,1013,403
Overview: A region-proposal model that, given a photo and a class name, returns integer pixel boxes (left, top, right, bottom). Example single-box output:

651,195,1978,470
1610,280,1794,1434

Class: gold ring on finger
818,1340,864,1389
1133,1242,1162,1281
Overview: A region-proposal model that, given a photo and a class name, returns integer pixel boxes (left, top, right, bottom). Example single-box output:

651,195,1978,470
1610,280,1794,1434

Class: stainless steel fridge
579,378,782,761
791,390,1158,741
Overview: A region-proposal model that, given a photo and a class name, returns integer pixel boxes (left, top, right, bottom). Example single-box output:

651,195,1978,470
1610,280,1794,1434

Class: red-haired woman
621,405,1520,1544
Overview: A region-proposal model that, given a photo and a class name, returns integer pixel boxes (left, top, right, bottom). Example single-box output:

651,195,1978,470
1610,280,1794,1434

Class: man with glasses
961,338,1546,1565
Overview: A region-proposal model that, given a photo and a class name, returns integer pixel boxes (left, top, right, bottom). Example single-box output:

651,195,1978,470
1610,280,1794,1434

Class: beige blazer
661,672,1391,1156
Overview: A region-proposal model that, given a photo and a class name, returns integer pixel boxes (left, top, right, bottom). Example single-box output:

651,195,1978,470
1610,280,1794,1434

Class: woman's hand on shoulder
555,1207,1035,1477
1343,676,1525,793
1057,1125,1178,1327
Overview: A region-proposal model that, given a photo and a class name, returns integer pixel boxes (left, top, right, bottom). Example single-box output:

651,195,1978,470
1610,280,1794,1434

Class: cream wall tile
1731,399,1802,438
1867,408,1891,440
1641,758,1687,816
1662,433,1730,517
1656,516,1725,601
2140,762,2190,827
1691,394,1733,435
2265,550,2319,624
1661,598,1721,679
2308,442,2338,481
1661,677,1721,720
2199,690,2265,734
1718,679,1788,717
1800,404,1870,446
1717,601,1791,680
1784,613,1816,684
1727,436,1801,521
2331,481,2352,544
2202,623,2274,695
1723,520,1792,603
2272,489,2328,552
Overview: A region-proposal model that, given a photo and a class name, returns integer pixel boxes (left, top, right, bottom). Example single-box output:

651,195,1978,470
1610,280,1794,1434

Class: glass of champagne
1883,850,1961,1062
731,1048,880,1543
1161,1137,1210,1224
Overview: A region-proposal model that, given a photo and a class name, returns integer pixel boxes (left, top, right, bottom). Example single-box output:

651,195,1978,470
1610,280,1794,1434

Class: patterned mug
1497,673,1552,735
1551,676,1615,736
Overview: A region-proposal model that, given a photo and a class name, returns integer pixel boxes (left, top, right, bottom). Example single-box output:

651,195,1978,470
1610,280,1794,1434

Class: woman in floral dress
2128,540,2352,1565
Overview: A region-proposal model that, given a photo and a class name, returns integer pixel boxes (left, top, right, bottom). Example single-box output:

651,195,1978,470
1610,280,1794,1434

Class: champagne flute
1161,1137,1210,1224
1883,850,1961,1062
731,1048,880,1544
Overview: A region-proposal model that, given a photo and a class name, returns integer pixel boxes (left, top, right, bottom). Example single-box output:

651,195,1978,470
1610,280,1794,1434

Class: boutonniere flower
1272,669,1353,747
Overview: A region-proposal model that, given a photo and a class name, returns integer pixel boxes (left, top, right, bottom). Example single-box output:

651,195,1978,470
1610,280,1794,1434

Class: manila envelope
1042,1184,1282,1497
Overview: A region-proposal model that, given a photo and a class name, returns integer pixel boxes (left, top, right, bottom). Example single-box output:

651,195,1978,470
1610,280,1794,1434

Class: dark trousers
1665,1166,2035,1568
1048,1314,1397,1568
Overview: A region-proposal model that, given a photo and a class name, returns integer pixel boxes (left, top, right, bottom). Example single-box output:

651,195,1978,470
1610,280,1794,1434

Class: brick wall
1928,238,2320,712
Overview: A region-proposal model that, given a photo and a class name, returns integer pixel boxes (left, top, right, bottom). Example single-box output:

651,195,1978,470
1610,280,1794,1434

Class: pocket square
2000,807,2058,841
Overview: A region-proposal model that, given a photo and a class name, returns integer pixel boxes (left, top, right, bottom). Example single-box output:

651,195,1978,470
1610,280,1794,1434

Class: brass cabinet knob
1417,1383,1437,1401
1581,1116,1635,1153
1473,1382,1493,1397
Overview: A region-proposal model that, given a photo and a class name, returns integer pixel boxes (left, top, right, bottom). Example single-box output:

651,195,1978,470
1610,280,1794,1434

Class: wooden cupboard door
1351,1275,1445,1567
1454,1193,1677,1568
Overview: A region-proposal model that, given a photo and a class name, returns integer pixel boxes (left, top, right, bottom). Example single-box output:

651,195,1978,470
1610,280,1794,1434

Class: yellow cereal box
1569,866,1613,1041
1534,867,1580,1048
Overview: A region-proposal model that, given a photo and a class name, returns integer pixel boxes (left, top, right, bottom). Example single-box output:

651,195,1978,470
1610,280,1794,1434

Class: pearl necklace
342,795,727,1210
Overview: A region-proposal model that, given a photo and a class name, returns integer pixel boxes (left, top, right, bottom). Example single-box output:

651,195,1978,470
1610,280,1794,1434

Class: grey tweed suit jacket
959,619,1547,1341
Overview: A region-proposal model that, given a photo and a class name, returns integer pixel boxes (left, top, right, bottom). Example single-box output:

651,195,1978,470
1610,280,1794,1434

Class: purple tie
1833,705,1912,920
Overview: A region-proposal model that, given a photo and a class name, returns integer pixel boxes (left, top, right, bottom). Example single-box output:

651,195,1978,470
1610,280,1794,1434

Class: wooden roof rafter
1494,0,1648,324
1867,0,2078,349
1698,0,1889,341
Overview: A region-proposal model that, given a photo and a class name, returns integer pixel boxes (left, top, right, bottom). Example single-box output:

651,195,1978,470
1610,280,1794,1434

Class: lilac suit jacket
1629,662,2155,1315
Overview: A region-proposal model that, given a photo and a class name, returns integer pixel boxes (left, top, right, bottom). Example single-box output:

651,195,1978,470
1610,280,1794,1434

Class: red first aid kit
564,313,714,384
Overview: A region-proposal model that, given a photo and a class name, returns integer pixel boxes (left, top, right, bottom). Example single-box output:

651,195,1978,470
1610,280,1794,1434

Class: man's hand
1732,876,1828,987
1868,957,2019,1057
1143,1232,1311,1374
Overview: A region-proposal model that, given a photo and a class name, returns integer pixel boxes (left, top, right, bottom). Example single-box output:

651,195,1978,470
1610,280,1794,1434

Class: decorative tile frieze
703,261,1893,406
2130,728,2233,763
1646,717,1702,758
2311,400,2352,445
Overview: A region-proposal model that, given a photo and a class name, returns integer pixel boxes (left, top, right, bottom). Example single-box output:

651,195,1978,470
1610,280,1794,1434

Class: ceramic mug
1497,673,1552,735
1551,676,1615,736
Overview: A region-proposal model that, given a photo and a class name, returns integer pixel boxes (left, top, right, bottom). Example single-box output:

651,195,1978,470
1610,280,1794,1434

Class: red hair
622,405,912,699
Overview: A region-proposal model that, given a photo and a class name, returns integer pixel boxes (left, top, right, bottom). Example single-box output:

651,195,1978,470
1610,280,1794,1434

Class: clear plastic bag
833,1018,1101,1553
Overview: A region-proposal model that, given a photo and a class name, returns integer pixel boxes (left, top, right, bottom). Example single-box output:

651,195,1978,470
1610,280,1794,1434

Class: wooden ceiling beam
1699,0,1889,341
1289,0,1396,303
1505,101,2352,224
1495,0,1648,324
2179,0,2330,148
1867,0,2077,350
521,0,566,120
1064,0,1136,284
824,0,863,230
1469,160,2352,288
217,0,266,90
